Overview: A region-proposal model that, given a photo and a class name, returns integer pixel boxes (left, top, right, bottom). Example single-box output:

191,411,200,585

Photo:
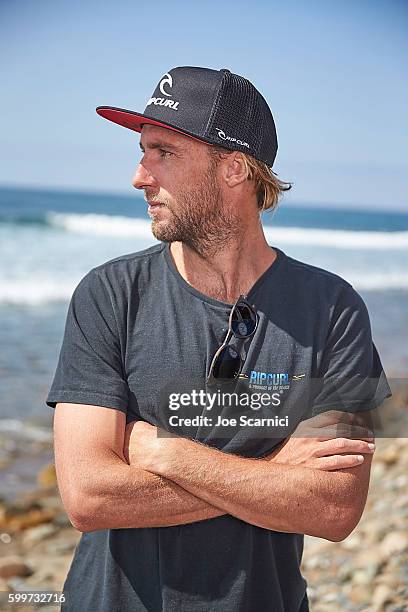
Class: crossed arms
53,403,375,542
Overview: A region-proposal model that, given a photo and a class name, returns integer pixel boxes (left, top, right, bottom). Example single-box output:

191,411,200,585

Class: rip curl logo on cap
146,72,179,111
159,73,173,97
215,128,250,149
146,97,179,111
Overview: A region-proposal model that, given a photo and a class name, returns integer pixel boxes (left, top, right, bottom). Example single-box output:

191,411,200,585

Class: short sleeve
46,268,129,412
311,284,392,417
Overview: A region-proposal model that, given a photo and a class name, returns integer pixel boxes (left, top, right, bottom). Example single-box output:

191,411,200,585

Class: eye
159,149,173,159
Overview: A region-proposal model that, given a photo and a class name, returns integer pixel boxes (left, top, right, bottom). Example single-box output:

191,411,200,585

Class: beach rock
341,532,362,550
395,494,408,509
23,488,57,504
359,518,388,543
378,447,399,466
380,532,408,558
37,463,57,487
352,549,381,569
0,532,12,544
358,564,380,587
53,513,72,528
371,461,387,481
303,555,330,570
372,499,390,514
22,523,58,545
0,502,7,525
0,556,33,578
305,586,317,602
6,577,33,591
45,539,76,554
348,583,372,604
3,507,57,531
0,457,11,470
319,590,338,603
351,568,375,587
371,584,393,611
377,568,404,589
42,494,62,510
393,474,408,489
338,561,353,583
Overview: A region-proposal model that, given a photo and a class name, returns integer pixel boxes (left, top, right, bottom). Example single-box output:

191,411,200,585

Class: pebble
0,556,33,578
341,533,362,550
0,532,12,543
22,523,58,546
6,577,33,590
352,564,379,585
45,539,76,554
319,591,338,603
380,532,408,558
37,463,57,487
53,513,72,528
379,447,399,465
3,507,57,531
348,583,373,604
371,461,386,480
371,583,393,611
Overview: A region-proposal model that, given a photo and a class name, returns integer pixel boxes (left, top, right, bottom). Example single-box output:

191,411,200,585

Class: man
46,66,391,612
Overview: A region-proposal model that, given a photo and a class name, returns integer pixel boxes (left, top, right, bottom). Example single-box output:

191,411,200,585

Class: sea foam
47,212,408,250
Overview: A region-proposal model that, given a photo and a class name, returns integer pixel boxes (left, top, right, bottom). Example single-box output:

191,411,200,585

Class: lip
147,201,164,208
147,201,165,215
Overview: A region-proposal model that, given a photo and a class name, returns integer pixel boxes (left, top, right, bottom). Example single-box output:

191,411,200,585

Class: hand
123,419,182,474
262,410,375,471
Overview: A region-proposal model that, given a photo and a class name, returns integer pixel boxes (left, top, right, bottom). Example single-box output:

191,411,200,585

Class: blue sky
1,0,407,211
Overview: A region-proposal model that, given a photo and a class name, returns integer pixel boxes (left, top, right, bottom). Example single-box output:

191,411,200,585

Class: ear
223,153,248,188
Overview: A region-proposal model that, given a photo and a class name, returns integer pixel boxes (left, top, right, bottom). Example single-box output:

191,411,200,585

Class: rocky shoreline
0,385,407,612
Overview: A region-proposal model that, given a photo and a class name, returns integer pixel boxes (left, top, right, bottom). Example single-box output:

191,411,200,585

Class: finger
308,411,374,437
315,454,366,471
125,420,138,431
335,425,375,441
302,425,374,442
307,410,349,427
313,438,375,458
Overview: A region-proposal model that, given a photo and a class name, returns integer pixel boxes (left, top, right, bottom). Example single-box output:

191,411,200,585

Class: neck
169,216,277,304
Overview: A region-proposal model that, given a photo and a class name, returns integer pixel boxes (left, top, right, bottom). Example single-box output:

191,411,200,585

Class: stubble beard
149,159,241,257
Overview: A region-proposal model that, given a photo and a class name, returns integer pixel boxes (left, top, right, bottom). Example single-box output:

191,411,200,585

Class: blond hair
208,145,292,212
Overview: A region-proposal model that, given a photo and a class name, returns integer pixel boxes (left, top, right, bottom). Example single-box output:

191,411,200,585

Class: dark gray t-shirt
46,243,391,612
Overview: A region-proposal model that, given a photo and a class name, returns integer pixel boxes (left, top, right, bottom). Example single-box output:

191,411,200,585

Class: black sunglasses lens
231,303,257,337
212,345,242,380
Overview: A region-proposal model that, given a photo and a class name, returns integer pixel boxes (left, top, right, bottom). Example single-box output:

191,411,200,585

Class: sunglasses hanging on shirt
207,295,258,386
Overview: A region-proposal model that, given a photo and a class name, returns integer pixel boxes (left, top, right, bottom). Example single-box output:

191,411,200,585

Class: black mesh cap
96,66,278,167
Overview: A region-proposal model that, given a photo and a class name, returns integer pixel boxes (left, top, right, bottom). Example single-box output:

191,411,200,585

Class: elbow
68,513,89,533
65,505,92,533
62,488,102,533
324,523,355,543
68,508,96,533
322,505,363,543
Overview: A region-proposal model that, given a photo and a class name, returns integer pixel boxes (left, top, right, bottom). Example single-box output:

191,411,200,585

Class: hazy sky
1,0,407,211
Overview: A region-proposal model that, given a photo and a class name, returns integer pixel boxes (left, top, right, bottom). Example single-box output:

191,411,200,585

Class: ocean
1,185,407,432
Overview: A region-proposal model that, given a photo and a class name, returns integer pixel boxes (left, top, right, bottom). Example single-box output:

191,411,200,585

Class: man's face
132,124,238,253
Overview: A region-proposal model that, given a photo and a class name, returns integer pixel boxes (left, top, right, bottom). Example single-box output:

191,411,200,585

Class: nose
132,162,157,190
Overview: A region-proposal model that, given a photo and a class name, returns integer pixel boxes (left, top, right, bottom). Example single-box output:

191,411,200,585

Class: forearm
69,450,226,531
151,439,363,541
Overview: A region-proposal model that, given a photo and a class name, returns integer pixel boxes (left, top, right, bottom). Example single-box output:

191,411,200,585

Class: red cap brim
96,106,208,146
